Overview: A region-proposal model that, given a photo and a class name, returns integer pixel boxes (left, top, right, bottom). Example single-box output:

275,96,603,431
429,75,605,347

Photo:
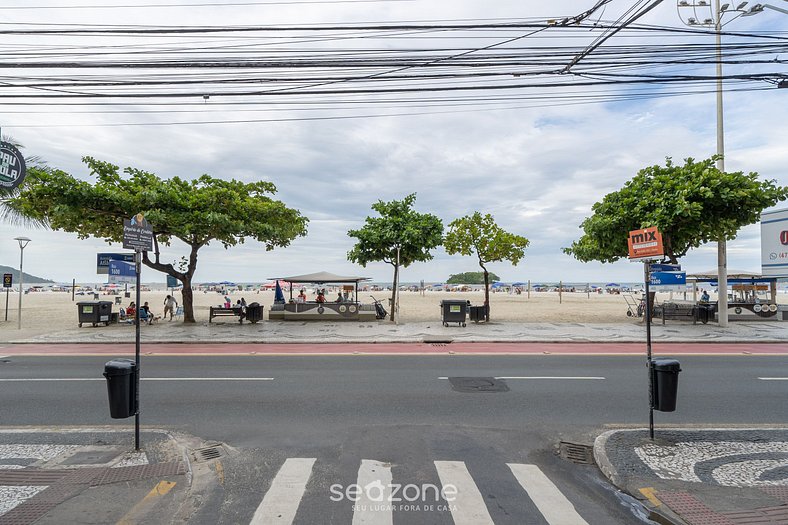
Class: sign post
122,213,153,451
3,273,12,321
628,226,665,440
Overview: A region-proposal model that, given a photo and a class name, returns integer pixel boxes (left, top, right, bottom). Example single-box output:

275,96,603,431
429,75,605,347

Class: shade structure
272,271,370,284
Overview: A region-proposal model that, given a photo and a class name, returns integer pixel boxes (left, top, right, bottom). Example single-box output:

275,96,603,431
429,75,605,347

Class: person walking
163,294,178,321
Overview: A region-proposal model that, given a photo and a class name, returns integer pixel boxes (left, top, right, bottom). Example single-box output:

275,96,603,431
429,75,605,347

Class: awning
271,271,371,284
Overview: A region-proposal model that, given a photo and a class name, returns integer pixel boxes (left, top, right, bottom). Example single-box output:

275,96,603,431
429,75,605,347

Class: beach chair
174,306,183,320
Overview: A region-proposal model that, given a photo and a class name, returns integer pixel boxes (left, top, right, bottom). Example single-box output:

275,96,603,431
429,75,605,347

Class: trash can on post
103,359,137,419
469,305,487,323
651,358,681,412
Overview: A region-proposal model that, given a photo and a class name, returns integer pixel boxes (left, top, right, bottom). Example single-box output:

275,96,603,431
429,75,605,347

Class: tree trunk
482,267,490,322
180,277,195,323
389,264,399,322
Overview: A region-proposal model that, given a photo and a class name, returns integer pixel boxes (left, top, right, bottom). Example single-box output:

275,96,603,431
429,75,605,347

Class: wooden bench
209,306,244,323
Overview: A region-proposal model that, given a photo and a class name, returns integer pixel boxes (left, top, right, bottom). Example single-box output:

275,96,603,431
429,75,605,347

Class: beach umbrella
491,282,507,288
274,280,285,303
605,283,620,287
512,282,525,286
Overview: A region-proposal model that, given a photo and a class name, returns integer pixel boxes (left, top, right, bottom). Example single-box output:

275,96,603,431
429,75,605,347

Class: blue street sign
650,263,681,272
166,275,180,288
108,260,136,284
650,271,686,287
97,253,135,274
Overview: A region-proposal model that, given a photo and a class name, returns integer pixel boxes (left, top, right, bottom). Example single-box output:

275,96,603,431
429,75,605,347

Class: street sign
97,253,135,275
3,273,12,288
166,275,180,288
0,142,26,191
650,263,681,272
761,208,788,278
649,271,687,291
108,260,136,284
628,226,664,262
122,213,153,252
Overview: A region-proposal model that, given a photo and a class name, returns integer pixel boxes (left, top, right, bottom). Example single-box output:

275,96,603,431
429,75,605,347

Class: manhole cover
448,377,509,393
192,444,225,463
559,442,594,465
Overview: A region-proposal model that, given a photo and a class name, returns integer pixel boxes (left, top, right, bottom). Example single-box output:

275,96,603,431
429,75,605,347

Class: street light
676,0,764,326
13,236,30,330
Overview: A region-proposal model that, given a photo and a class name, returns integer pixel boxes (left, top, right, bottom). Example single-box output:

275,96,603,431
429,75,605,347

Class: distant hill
447,271,501,285
0,264,53,284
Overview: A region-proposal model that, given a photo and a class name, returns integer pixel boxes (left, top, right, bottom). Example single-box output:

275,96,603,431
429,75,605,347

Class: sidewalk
0,428,218,525
595,428,788,525
3,319,787,344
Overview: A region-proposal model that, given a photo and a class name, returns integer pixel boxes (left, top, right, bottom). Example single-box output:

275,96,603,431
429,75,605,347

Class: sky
0,0,786,285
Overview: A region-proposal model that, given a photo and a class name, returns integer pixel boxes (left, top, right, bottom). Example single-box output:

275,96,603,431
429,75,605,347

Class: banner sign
650,263,681,272
628,226,664,262
0,142,26,190
108,260,136,284
166,275,180,288
122,213,154,252
3,273,12,288
97,253,135,275
761,208,788,278
649,271,687,291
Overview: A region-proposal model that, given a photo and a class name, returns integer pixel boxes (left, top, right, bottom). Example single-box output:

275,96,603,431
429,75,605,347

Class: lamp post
677,0,763,326
14,236,30,330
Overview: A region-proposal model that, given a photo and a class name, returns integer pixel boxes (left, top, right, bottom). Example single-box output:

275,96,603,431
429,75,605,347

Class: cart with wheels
440,300,470,327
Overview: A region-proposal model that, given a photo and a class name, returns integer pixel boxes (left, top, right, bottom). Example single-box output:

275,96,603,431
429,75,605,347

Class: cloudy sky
1,0,786,284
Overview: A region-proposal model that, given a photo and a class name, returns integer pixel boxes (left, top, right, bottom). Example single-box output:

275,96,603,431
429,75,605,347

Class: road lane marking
117,480,177,525
638,487,662,507
437,376,605,380
0,377,274,382
758,377,788,380
250,457,315,525
434,460,493,525
352,459,393,525
507,463,588,525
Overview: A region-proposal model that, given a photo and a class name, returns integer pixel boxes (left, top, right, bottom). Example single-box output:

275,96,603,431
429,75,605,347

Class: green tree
6,157,308,322
446,271,501,285
564,156,788,264
444,212,529,321
347,193,443,321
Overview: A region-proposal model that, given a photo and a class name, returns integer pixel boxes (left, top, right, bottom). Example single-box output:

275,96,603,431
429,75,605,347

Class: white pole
17,246,24,330
715,0,729,327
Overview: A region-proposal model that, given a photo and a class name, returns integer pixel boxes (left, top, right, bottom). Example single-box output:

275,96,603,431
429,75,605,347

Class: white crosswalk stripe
508,463,589,525
249,457,315,525
352,459,393,525
434,460,494,525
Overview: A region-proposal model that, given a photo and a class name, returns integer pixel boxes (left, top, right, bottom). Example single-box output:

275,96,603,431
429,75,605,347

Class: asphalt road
1,354,786,524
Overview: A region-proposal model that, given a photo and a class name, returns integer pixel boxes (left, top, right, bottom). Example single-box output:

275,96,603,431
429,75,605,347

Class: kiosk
268,271,378,321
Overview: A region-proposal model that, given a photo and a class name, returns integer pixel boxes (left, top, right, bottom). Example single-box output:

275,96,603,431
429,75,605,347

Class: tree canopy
444,212,529,320
347,193,443,321
446,271,501,285
7,157,308,322
564,156,788,264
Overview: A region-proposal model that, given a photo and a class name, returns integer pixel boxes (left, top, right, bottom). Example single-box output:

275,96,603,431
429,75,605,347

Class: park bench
209,306,244,323
658,302,702,324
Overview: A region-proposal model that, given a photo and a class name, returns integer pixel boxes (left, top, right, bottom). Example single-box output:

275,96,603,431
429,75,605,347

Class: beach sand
0,287,752,342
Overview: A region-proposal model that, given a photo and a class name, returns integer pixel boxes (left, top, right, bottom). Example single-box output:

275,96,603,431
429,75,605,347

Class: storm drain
192,444,225,463
559,442,595,465
448,377,509,393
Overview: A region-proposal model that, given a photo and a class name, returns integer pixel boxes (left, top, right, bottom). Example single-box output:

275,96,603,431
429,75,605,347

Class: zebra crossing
248,457,590,525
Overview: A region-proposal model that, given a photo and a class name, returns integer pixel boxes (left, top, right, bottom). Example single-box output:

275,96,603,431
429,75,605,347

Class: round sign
0,142,27,190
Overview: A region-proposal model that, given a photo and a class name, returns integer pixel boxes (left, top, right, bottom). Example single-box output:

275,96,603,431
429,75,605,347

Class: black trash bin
77,301,113,327
246,302,263,324
651,358,681,412
696,303,713,324
440,300,470,327
469,305,487,323
103,359,137,419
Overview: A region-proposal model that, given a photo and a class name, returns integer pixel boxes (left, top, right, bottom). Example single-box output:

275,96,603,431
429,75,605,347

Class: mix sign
628,226,664,262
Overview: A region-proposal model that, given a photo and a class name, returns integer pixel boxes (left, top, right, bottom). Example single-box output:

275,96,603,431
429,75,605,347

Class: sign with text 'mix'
628,226,664,262
122,213,153,252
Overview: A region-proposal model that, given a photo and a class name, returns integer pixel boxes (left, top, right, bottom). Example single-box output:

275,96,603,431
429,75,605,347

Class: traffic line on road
434,460,494,525
250,457,315,525
0,377,274,382
352,459,393,525
758,377,788,380
117,480,177,525
437,376,605,380
508,463,589,525
638,487,662,507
